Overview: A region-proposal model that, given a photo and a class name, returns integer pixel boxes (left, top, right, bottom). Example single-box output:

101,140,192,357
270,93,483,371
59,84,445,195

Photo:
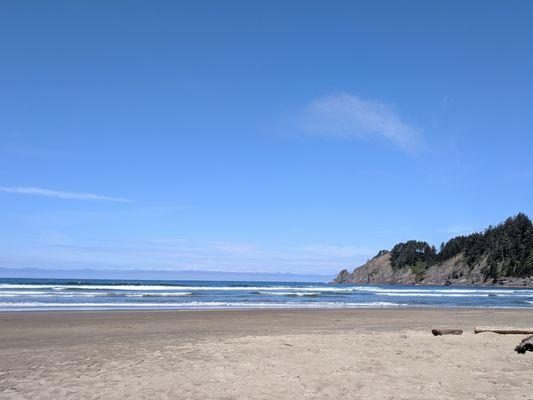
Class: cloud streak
297,93,419,151
0,186,132,203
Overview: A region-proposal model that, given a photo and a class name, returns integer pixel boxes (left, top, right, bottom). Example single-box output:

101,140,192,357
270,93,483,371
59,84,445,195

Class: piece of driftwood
474,327,533,335
431,329,463,336
515,335,533,354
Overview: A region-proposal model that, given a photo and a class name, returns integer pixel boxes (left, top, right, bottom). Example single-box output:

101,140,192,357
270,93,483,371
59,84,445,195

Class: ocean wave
0,294,107,298
0,284,195,291
0,301,404,309
1,283,530,295
0,284,63,289
354,287,529,294
131,293,194,298
0,284,369,292
0,291,54,295
256,291,321,297
379,293,490,297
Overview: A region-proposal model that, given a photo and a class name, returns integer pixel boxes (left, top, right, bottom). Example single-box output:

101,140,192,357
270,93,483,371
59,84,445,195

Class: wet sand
1,308,533,399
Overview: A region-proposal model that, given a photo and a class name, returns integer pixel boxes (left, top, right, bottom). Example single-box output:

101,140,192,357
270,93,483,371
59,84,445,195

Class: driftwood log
431,329,463,336
474,327,533,335
515,335,533,354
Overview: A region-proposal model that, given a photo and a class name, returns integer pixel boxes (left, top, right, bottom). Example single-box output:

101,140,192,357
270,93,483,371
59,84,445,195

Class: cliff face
334,252,416,285
333,213,533,287
333,253,533,287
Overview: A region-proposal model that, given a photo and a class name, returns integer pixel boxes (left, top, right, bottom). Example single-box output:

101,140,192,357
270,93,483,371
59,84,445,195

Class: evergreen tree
387,213,533,279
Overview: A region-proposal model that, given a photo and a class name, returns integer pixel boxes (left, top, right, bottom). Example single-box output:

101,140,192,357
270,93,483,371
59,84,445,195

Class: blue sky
1,1,532,277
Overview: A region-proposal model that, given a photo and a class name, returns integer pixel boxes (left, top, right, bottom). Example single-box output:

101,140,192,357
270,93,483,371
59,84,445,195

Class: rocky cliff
334,252,533,286
333,213,533,287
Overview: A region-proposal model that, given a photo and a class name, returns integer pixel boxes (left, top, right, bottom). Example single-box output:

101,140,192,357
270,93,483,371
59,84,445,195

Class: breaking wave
1,279,532,311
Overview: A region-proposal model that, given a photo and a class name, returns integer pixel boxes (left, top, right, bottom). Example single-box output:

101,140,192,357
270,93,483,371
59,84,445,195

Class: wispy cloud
0,186,132,203
297,93,419,151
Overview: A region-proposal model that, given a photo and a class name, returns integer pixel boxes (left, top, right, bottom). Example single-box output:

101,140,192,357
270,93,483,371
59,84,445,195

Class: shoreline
1,303,533,312
4,304,533,313
331,280,533,288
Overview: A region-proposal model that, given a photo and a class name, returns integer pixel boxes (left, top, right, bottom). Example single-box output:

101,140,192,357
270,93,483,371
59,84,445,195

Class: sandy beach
1,308,533,399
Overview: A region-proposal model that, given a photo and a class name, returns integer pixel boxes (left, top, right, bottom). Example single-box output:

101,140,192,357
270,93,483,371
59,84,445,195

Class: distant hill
333,213,533,287
0,268,333,283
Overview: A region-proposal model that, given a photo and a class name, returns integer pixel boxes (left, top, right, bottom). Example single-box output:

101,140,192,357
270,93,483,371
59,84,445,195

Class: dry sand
1,308,533,399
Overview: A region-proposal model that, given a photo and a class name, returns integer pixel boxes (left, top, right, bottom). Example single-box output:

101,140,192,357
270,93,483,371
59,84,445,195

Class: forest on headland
334,213,533,286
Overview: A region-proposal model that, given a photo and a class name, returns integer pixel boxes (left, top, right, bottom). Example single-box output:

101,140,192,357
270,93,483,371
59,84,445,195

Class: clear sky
1,1,532,277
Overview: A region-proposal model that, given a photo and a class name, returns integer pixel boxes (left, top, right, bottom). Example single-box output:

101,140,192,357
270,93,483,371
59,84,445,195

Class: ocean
1,278,532,311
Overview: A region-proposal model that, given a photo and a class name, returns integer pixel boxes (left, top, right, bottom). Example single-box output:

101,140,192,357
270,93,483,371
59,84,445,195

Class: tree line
389,213,533,280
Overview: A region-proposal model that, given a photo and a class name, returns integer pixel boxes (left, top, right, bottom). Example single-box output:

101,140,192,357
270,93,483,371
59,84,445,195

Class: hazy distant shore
1,308,533,399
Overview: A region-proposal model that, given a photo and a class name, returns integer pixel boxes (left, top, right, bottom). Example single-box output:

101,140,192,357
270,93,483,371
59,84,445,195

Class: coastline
331,280,533,288
2,308,533,399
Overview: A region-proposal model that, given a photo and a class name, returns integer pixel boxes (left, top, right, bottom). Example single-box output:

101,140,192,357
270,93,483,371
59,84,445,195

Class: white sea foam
256,291,321,297
126,293,193,297
0,284,367,292
0,293,102,298
379,293,490,297
0,291,53,295
0,301,404,310
1,284,530,303
1,283,529,296
0,291,128,298
0,284,61,289
0,284,195,291
355,287,527,294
